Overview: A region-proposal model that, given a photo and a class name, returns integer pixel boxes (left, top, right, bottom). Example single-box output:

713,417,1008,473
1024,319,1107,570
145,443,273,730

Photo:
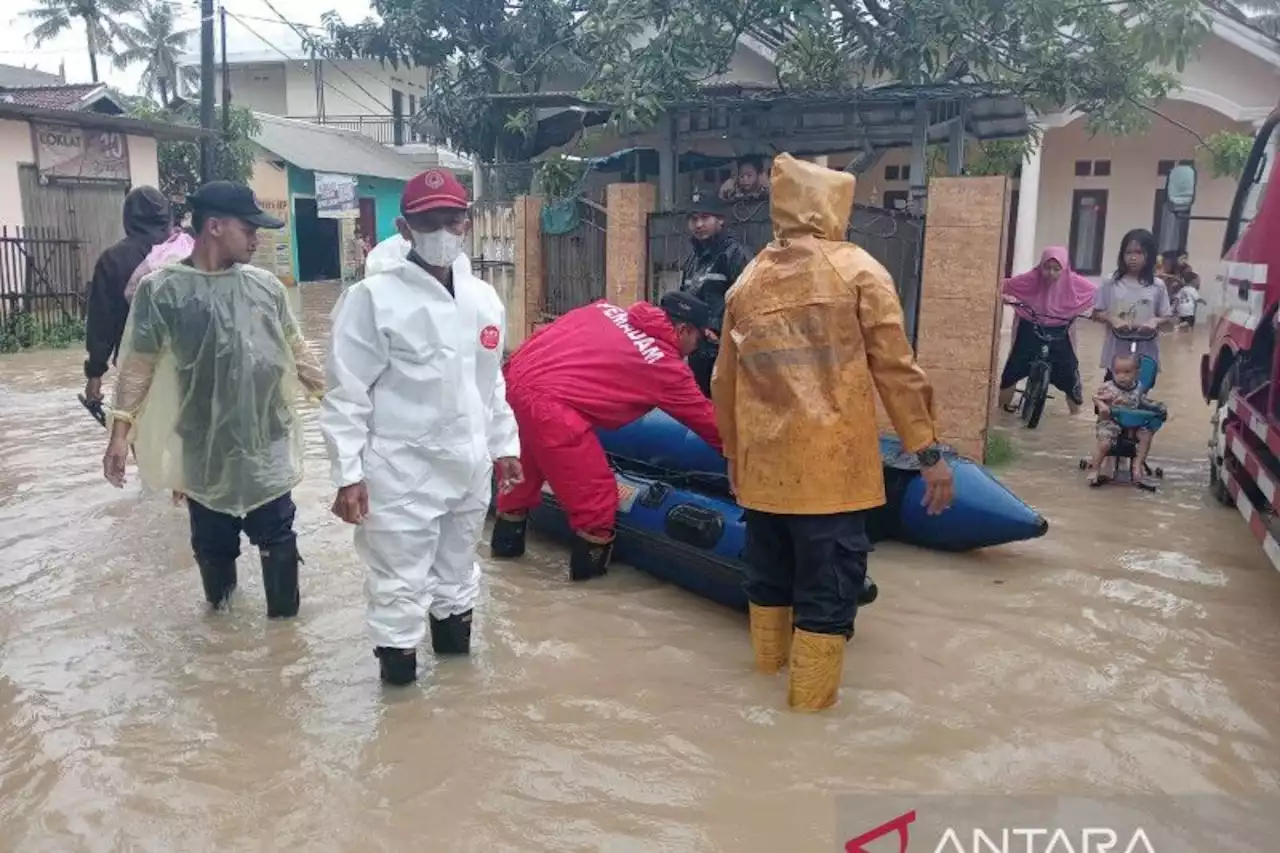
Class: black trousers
999,320,1083,405
188,492,297,563
688,339,719,398
743,509,871,637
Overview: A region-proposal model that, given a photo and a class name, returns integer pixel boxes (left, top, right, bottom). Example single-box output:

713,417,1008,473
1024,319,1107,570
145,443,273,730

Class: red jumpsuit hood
625,302,680,347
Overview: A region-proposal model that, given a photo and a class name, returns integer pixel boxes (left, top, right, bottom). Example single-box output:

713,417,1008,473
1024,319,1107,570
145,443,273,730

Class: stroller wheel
1155,467,1164,478
1078,459,1089,470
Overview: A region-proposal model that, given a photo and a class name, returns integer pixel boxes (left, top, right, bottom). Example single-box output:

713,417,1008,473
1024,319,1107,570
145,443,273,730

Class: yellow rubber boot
748,603,793,674
787,628,845,711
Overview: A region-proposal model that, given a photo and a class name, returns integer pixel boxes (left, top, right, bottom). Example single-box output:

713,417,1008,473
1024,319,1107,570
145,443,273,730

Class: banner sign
33,123,131,182
316,172,359,219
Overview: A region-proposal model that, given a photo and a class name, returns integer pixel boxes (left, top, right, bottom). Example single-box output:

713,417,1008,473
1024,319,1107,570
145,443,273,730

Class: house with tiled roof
0,83,125,115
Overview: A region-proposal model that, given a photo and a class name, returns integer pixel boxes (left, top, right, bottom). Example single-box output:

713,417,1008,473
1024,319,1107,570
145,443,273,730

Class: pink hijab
1002,246,1096,327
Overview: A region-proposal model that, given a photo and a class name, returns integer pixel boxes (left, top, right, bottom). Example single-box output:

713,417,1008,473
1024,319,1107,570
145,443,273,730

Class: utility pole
199,0,216,183
220,5,230,135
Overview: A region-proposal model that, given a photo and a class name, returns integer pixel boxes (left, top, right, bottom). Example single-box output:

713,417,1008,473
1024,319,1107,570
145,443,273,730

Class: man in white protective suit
319,169,524,687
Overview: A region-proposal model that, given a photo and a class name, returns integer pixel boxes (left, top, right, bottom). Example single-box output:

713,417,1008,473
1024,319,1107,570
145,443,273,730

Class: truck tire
1209,364,1236,507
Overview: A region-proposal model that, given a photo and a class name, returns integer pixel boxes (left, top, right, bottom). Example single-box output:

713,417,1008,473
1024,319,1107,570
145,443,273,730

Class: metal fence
288,114,428,146
469,200,517,323
647,201,926,343
541,198,607,321
0,225,85,340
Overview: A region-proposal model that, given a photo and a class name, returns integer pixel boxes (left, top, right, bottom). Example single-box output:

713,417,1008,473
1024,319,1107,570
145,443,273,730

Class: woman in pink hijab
997,246,1098,415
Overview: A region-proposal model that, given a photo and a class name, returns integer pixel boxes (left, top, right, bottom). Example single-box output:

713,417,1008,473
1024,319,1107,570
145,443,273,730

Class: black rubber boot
196,556,237,609
859,575,879,607
259,536,301,619
429,609,473,655
569,535,613,582
375,647,418,685
490,515,527,559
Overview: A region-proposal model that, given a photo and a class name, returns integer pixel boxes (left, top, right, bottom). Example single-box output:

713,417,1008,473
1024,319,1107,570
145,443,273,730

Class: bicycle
1001,300,1082,429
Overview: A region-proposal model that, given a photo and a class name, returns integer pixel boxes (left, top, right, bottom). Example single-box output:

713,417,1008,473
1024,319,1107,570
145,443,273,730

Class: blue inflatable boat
525,410,1049,611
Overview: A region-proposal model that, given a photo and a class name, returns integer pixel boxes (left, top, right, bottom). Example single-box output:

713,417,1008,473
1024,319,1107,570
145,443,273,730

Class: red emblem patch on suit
479,325,501,350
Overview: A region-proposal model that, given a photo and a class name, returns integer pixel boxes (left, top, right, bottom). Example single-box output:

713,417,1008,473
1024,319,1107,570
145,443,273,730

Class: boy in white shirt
1174,283,1206,331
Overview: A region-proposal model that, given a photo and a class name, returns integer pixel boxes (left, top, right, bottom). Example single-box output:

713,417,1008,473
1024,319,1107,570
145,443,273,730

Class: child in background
1087,353,1162,488
1174,281,1206,331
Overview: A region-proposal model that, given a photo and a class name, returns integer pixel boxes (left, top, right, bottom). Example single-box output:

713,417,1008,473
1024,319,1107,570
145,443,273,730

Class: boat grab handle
664,504,725,550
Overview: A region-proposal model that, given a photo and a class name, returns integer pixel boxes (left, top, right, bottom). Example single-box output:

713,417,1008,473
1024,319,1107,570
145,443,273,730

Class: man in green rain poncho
103,181,327,618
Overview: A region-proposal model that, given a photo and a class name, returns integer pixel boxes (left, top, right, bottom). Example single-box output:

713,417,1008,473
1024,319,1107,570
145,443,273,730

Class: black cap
687,187,727,217
187,181,284,229
660,290,711,329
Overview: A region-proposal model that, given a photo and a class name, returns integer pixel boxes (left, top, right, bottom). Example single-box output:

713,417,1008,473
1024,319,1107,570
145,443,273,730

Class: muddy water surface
2,285,1280,852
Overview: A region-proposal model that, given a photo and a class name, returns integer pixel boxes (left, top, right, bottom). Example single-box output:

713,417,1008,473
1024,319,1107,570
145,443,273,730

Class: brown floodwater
2,284,1280,852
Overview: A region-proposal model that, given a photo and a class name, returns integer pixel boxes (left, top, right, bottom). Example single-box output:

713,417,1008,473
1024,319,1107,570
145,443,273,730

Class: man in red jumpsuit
490,291,723,580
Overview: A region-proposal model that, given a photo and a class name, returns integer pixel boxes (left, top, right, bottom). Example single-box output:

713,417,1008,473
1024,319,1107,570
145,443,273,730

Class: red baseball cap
401,169,470,215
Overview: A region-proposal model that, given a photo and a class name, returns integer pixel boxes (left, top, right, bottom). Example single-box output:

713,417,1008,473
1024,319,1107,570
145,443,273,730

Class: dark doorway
294,197,340,282
1152,188,1189,254
358,197,377,246
1068,189,1108,276
1005,189,1020,277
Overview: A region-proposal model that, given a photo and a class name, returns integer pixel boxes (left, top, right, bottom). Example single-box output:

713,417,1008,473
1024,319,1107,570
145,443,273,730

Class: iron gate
0,225,85,338
541,198,607,321
647,201,926,344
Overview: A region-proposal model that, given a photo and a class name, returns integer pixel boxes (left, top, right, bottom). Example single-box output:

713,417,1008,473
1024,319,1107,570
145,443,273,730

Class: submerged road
1,283,1279,851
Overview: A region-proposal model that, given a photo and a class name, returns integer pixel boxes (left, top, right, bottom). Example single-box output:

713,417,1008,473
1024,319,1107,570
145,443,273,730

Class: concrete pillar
913,176,1011,461
512,195,544,347
606,182,657,308
1011,136,1043,277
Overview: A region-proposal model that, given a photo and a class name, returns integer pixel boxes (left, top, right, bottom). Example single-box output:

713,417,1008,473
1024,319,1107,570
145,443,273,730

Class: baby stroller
1077,326,1168,491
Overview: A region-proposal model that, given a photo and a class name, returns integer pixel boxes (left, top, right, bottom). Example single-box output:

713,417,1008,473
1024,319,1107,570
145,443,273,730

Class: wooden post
605,182,657,307
913,176,1011,461
512,195,544,346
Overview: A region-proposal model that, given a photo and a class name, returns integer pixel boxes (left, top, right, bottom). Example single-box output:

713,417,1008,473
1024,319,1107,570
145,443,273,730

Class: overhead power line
251,0,394,113
224,9,392,116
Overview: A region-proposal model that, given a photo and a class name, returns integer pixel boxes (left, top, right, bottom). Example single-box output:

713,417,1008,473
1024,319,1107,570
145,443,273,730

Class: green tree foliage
1202,130,1257,178
22,0,136,84
130,103,260,204
321,0,1214,162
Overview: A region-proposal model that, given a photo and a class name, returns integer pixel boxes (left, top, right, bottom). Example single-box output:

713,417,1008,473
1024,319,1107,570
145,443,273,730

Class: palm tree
114,2,197,105
23,0,137,84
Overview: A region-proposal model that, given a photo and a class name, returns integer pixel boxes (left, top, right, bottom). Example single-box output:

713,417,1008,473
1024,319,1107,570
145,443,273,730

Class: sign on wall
32,123,131,183
316,172,359,219
251,198,296,286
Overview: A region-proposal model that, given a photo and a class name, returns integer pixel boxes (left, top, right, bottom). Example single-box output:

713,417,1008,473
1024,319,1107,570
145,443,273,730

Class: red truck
1170,104,1280,567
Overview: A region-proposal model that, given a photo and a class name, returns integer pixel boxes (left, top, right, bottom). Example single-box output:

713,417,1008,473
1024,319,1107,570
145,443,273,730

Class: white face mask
410,227,465,267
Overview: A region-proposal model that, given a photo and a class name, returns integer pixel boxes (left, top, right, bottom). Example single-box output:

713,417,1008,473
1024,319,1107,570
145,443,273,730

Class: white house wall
227,64,289,115
1168,35,1279,121
282,60,428,118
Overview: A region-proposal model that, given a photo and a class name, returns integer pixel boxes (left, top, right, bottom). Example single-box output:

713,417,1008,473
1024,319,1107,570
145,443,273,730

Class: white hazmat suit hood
362,233,412,277
320,250,519,651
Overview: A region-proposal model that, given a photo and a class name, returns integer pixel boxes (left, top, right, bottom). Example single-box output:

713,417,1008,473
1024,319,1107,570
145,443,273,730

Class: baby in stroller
1085,352,1168,490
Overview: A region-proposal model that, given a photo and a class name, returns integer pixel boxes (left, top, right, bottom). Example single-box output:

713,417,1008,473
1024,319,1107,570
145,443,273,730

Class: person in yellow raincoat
710,153,955,712
102,181,326,619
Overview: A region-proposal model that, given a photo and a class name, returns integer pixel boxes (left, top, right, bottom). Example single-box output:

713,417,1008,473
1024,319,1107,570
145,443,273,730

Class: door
1068,189,1108,276
1152,189,1189,253
1006,189,1020,277
19,166,128,294
358,197,377,247
294,197,341,282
